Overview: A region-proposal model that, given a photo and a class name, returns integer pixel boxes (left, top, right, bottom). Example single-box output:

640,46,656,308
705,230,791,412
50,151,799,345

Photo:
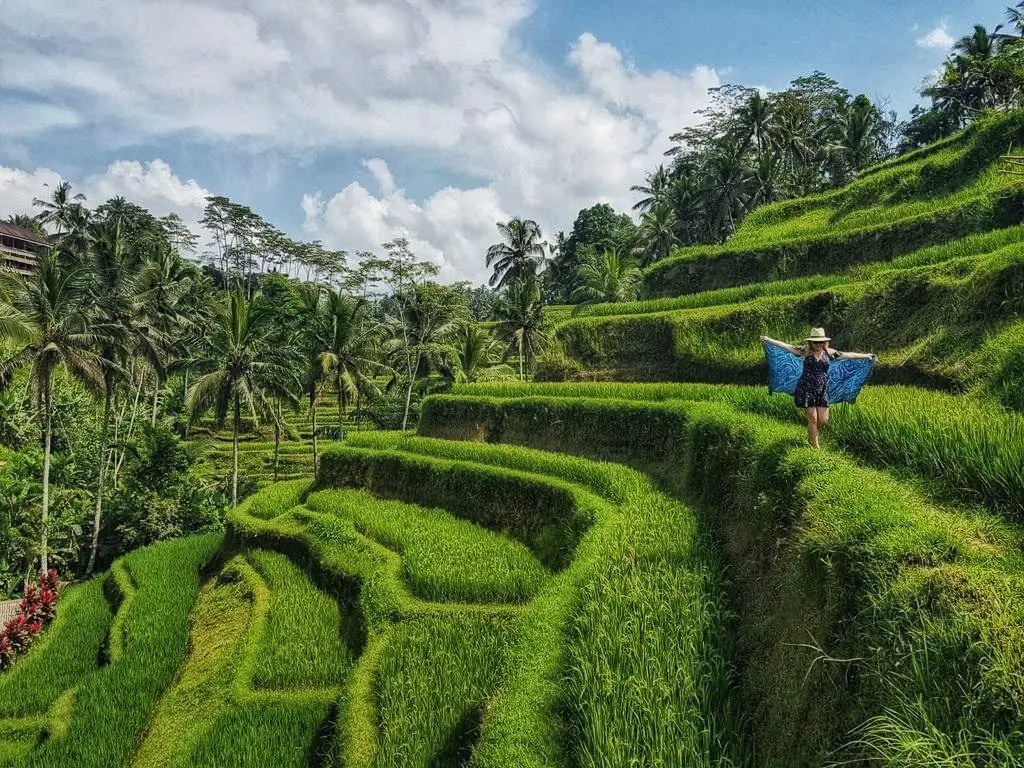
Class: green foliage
371,616,514,767
306,488,548,603
554,240,1024,393
644,112,1024,297
1,533,222,768
106,423,226,559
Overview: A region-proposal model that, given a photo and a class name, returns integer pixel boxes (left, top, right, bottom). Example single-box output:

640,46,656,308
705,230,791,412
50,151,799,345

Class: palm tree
751,150,786,207
296,284,328,473
570,249,642,308
735,91,775,154
187,291,291,506
320,289,382,423
485,218,546,290
0,253,105,572
638,204,679,267
631,165,672,212
383,284,466,428
831,96,885,175
494,277,547,381
702,138,754,241
32,181,85,236
451,325,507,383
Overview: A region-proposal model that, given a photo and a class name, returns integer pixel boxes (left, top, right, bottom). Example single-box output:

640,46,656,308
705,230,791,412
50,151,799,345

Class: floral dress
794,350,840,408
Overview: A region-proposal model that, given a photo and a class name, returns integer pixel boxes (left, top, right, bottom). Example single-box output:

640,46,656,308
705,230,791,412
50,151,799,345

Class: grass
642,111,1024,296
451,382,1024,522
342,433,741,768
15,533,222,768
306,488,549,604
369,615,515,767
548,241,1024,397
420,392,1024,764
132,547,353,768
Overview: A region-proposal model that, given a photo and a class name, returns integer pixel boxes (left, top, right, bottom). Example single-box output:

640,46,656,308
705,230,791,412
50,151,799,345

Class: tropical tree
485,218,546,290
0,253,105,572
32,181,86,236
320,289,382,423
638,204,679,267
84,217,161,573
450,325,508,383
630,165,672,212
734,90,775,153
570,249,643,308
494,277,547,381
186,291,293,506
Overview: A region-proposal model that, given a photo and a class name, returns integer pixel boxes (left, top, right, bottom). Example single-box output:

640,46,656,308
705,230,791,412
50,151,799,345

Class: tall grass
452,382,1024,521
343,433,742,768
307,488,548,604
0,579,112,718
370,616,516,767
18,533,221,768
420,392,1024,764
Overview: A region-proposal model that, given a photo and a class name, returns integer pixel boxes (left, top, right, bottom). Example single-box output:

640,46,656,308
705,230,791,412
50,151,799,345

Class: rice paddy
4,113,1024,767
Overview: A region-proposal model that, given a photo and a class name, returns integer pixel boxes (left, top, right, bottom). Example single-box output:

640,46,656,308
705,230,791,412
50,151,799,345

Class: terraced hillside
544,113,1024,399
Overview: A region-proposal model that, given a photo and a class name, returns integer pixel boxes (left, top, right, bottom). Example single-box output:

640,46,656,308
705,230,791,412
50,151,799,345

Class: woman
760,327,876,448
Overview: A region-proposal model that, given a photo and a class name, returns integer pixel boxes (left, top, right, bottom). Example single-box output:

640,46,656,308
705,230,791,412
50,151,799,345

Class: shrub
0,570,60,670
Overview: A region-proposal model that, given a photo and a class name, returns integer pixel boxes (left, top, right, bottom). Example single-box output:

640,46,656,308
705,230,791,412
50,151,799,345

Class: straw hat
805,327,831,342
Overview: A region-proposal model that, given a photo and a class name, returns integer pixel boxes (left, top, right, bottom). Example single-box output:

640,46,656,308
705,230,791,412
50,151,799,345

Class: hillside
538,113,1024,405
4,111,1024,768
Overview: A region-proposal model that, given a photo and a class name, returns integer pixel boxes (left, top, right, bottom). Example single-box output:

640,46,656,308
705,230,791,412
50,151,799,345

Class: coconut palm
494,277,547,381
631,165,672,212
186,291,293,506
84,217,162,572
571,249,643,309
320,289,382,423
734,91,775,154
638,204,680,267
32,181,86,236
450,325,508,383
296,284,328,473
0,253,105,572
831,96,886,175
485,218,546,290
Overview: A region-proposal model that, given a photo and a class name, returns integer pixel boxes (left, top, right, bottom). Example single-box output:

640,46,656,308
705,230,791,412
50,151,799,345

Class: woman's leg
816,407,829,430
804,407,819,448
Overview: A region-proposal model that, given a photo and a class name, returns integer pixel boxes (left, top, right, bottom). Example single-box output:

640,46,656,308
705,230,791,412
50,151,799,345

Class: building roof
0,222,50,247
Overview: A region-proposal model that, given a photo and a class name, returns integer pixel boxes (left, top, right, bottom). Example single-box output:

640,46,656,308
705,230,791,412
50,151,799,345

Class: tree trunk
40,373,52,574
311,389,319,477
402,371,415,431
338,378,344,425
87,383,114,574
182,368,190,439
150,376,159,427
273,401,281,483
232,396,240,507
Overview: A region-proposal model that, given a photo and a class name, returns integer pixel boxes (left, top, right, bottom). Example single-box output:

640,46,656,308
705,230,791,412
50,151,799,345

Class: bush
106,423,226,561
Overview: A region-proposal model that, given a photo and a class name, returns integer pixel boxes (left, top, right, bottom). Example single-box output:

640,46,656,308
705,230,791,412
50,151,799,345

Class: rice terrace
2,1,1024,766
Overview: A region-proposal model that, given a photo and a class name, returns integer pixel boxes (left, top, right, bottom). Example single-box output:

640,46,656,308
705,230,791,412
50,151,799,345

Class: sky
0,0,1008,285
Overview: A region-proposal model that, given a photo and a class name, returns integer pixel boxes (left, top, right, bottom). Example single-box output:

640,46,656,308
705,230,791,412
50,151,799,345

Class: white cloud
917,24,954,50
1,1,721,282
303,159,510,283
0,160,212,241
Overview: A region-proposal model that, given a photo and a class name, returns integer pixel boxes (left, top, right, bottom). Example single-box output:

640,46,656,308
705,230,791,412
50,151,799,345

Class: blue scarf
763,341,876,404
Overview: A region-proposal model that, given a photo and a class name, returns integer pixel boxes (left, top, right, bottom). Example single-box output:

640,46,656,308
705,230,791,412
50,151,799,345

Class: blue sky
0,0,1008,283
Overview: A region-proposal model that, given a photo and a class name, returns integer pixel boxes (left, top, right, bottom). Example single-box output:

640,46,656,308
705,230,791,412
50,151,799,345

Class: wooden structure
0,223,49,275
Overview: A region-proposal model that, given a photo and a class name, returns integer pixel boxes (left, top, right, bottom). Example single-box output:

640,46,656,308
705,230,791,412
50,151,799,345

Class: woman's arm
761,336,805,356
828,347,876,360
